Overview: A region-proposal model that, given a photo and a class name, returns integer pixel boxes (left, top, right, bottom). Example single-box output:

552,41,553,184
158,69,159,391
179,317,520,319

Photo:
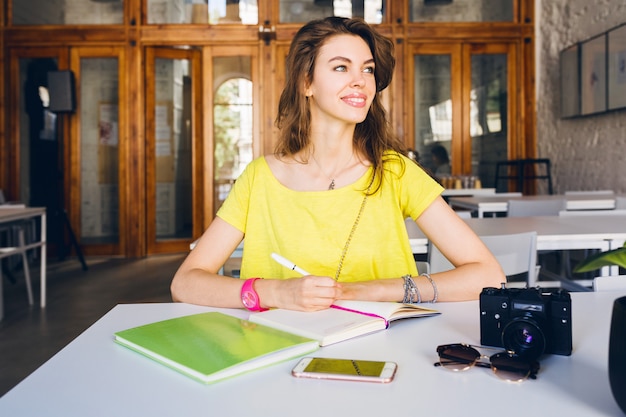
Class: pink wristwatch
240,278,268,312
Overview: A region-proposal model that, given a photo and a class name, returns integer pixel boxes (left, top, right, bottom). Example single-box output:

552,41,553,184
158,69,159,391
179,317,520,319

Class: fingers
281,276,342,311
301,275,342,295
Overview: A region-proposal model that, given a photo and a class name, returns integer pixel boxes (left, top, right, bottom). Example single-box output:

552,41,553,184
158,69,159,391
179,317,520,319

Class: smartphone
291,357,397,383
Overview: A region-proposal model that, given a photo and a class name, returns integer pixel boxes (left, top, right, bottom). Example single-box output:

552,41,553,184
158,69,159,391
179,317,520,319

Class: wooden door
407,41,518,189
68,46,126,256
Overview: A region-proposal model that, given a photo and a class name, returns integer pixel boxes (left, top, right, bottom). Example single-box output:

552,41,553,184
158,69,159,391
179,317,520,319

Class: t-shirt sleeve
399,159,444,220
216,159,258,233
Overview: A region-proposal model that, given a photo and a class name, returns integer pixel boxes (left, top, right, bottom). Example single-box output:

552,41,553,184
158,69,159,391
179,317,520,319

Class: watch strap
241,278,267,312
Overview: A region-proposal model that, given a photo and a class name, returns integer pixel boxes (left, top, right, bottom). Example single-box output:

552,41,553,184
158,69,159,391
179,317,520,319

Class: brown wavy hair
274,16,407,193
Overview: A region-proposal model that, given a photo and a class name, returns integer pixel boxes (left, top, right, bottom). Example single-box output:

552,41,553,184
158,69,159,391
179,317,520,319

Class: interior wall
536,0,626,193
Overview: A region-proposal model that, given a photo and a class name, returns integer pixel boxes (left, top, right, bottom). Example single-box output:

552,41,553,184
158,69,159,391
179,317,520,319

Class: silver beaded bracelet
402,275,421,304
421,273,438,303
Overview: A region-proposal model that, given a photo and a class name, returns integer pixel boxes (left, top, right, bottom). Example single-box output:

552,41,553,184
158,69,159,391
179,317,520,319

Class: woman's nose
350,70,366,87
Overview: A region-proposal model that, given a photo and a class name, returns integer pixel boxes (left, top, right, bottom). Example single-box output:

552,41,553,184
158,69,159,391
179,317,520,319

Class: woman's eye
332,64,374,74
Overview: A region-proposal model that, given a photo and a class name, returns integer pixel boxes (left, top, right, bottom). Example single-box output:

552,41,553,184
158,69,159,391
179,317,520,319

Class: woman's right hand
259,275,342,312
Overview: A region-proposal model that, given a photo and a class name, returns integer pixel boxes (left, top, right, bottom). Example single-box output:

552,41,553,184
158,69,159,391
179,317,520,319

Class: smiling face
305,34,376,127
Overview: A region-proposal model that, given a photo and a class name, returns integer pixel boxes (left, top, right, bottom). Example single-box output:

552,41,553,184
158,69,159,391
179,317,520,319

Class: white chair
507,198,566,217
558,208,626,280
593,275,626,291
507,198,567,281
428,231,538,287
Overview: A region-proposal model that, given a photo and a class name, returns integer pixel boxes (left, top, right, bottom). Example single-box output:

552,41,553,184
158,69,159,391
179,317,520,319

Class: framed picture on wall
607,24,626,110
560,43,580,118
580,34,607,115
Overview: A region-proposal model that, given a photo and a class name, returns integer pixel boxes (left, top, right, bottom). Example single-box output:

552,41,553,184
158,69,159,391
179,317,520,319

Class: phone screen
292,357,397,382
304,358,385,376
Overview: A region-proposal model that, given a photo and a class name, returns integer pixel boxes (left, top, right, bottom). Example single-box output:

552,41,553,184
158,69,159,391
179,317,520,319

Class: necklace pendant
328,179,335,190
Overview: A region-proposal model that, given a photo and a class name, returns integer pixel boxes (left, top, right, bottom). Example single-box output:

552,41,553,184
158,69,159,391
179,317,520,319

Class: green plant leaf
573,244,626,273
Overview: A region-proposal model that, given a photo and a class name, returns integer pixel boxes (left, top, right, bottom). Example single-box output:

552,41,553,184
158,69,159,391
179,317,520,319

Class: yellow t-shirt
217,152,443,282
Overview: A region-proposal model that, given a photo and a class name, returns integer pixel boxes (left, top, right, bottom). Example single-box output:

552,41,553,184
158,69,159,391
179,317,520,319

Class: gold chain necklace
334,180,373,281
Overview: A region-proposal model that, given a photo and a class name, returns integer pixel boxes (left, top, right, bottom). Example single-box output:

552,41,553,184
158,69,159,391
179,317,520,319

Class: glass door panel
410,44,461,184
469,52,508,189
413,54,453,177
17,57,60,209
147,50,195,250
212,56,253,215
12,0,124,25
279,0,384,23
78,57,120,246
146,0,258,24
409,0,514,22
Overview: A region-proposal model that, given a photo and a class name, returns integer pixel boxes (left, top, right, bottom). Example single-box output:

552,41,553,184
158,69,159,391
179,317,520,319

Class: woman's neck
310,149,355,190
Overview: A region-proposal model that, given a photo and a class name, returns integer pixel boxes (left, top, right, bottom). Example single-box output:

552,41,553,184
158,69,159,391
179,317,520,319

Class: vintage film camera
479,285,572,360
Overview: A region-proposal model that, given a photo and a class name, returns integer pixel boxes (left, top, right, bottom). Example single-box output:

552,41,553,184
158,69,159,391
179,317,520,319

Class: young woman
171,17,504,312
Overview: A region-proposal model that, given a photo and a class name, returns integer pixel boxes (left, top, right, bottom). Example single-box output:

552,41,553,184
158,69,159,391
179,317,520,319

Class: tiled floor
0,253,187,397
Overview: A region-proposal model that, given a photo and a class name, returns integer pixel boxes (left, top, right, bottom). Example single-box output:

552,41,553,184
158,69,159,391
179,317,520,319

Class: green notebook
114,312,319,384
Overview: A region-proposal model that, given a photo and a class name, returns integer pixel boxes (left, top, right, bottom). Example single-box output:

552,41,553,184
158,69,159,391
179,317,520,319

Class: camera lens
502,317,546,360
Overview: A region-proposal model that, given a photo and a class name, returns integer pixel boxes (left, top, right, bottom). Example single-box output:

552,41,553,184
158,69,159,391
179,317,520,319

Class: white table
407,215,626,253
441,188,496,197
449,194,617,217
0,207,47,321
1,292,624,416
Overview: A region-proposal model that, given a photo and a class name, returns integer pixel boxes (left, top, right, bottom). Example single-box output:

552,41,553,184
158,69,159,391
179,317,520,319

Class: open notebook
249,300,440,346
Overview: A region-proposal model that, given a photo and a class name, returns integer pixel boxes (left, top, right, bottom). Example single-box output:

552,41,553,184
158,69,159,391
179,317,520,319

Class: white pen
271,252,311,276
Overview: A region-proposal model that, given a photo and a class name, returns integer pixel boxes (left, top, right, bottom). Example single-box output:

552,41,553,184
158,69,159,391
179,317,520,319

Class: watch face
241,291,258,309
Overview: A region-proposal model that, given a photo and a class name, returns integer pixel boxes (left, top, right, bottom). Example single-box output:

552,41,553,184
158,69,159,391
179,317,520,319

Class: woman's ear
303,76,312,97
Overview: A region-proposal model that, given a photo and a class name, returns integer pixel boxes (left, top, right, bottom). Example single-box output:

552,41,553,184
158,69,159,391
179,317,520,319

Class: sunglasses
435,343,540,382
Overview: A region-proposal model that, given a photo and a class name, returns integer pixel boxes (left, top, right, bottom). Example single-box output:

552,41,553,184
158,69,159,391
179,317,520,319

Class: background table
1,291,624,416
407,215,626,254
441,188,495,197
449,194,617,217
